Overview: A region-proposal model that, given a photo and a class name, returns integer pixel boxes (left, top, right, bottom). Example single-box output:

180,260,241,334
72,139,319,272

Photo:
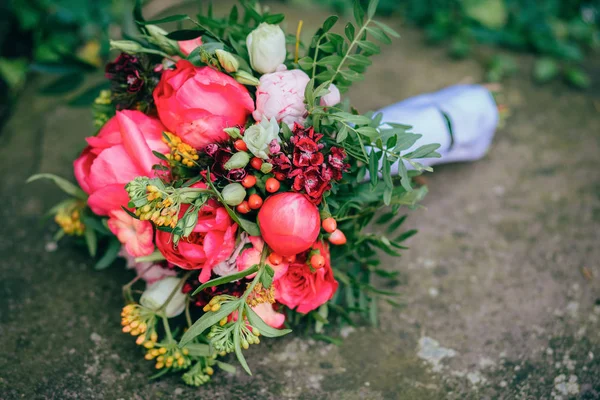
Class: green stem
161,314,174,343
328,17,373,86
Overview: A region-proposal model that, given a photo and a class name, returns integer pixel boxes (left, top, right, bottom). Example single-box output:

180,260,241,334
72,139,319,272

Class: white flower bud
146,25,179,53
140,277,186,318
221,183,246,206
246,23,287,74
110,40,144,54
235,70,260,86
215,49,240,73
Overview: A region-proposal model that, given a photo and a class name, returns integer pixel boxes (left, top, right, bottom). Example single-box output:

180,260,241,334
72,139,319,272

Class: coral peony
107,209,154,257
252,66,310,127
153,60,254,148
73,110,168,216
155,200,238,283
275,241,338,313
252,302,285,328
257,193,320,256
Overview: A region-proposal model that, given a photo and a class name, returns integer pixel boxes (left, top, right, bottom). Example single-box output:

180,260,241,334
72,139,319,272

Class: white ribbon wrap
370,84,499,176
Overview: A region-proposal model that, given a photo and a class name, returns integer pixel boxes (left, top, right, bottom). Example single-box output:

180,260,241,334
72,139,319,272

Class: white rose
243,117,281,159
140,277,186,318
246,23,287,74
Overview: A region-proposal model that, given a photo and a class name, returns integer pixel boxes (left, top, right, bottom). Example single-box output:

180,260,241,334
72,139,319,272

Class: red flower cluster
105,53,160,112
278,124,349,203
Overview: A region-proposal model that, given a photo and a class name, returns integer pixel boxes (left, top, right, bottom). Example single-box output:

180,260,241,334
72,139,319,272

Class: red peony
275,241,338,313
153,60,254,149
155,199,238,283
257,193,320,256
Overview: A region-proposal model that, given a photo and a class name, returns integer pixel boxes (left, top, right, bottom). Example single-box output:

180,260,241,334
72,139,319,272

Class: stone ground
1,1,600,399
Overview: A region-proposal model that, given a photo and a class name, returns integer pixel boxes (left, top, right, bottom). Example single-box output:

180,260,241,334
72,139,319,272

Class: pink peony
155,200,238,283
107,209,154,257
275,241,338,314
319,84,341,107
252,303,285,328
73,110,169,216
252,66,310,127
257,193,320,257
119,248,176,284
153,60,254,148
236,236,289,280
178,37,203,56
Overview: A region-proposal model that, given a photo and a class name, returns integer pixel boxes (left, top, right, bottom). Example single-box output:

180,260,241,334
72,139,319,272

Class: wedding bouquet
30,0,440,385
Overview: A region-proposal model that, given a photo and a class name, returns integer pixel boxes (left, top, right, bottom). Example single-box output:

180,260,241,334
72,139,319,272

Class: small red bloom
293,138,324,167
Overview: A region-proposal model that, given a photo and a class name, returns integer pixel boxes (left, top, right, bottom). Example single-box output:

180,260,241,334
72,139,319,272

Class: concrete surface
1,1,599,399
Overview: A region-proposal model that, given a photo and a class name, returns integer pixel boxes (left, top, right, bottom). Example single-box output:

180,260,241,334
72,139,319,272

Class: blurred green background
0,0,598,126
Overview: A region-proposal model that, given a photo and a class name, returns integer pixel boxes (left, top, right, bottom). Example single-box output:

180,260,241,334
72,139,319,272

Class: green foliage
300,0,599,88
1,0,123,102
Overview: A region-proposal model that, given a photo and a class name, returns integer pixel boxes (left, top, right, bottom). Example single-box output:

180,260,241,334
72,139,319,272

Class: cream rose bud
243,117,281,159
253,67,310,127
246,23,287,74
140,277,186,318
215,49,239,73
320,84,341,107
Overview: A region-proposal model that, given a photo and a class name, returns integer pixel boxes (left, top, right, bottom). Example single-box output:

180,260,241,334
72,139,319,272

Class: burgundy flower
269,139,281,154
227,168,247,181
293,138,324,167
105,53,160,112
204,144,219,157
270,153,292,173
126,71,144,93
328,147,348,171
290,166,330,203
290,123,323,148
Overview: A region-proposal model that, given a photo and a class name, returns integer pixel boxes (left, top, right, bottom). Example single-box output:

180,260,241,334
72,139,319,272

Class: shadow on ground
1,1,599,399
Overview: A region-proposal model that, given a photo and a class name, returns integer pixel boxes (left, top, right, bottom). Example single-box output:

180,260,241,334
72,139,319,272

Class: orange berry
322,217,337,233
250,157,262,170
328,229,347,245
236,201,250,214
248,194,263,209
234,140,248,152
265,178,280,193
268,253,283,265
310,254,326,269
284,254,296,263
242,175,257,188
274,172,286,181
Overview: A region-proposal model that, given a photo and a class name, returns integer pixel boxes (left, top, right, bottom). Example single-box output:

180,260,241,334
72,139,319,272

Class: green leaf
192,264,260,295
233,325,252,375
184,343,212,357
40,73,84,95
246,306,292,338
179,300,239,346
166,30,204,41
366,26,391,44
138,14,189,25
336,125,349,143
322,15,339,32
347,54,372,66
216,361,236,374
263,14,285,24
353,1,365,25
394,132,421,152
94,237,121,270
368,150,379,188
369,298,379,327
367,0,379,18
357,41,380,54
27,174,87,200
356,126,379,138
314,303,328,333
395,229,418,242
404,144,441,159
316,55,343,66
397,162,412,192
260,265,275,288
373,20,400,38
383,157,392,188
312,334,342,346
345,23,356,40
84,227,97,257
387,215,407,233
297,56,313,71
